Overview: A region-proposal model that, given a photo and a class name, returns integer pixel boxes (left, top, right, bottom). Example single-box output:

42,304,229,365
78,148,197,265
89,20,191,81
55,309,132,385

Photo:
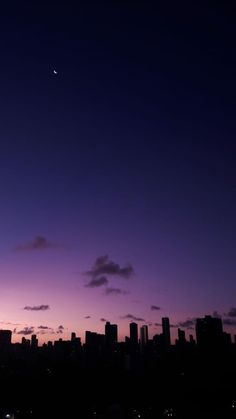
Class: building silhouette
0,329,12,348
162,317,171,348
140,325,148,351
196,315,223,348
105,321,118,349
129,322,138,346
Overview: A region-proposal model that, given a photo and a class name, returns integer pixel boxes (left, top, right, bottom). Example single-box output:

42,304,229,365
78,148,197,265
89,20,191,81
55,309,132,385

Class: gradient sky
0,1,235,344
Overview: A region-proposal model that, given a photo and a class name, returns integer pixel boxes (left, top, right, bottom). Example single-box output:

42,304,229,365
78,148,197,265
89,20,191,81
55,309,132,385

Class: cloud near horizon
121,314,145,322
85,277,108,288
24,305,50,311
17,327,34,335
177,318,196,329
86,255,134,280
15,235,62,251
104,287,128,296
38,325,51,330
227,308,236,317
151,305,161,311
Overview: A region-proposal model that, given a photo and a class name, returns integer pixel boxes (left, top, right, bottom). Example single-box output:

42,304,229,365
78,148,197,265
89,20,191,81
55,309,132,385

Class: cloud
100,318,107,322
15,235,61,251
151,305,161,311
121,314,145,322
104,287,128,296
17,327,34,335
227,308,236,317
223,318,236,326
24,305,50,311
86,255,134,279
177,318,196,329
56,325,64,334
84,316,91,319
154,322,178,328
213,310,221,318
85,277,108,288
38,325,51,330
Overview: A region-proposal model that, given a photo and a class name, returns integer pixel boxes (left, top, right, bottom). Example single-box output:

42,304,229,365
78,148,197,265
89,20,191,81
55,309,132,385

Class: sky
0,1,235,344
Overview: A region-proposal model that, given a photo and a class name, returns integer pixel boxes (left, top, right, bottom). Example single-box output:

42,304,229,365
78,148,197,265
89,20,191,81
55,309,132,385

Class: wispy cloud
213,310,221,318
38,325,51,330
151,305,161,311
17,327,34,335
226,307,236,317
121,314,145,322
154,322,178,328
24,305,50,311
104,287,128,296
100,318,107,322
15,235,62,251
85,277,108,288
84,315,91,319
177,318,196,329
86,255,134,280
223,318,236,326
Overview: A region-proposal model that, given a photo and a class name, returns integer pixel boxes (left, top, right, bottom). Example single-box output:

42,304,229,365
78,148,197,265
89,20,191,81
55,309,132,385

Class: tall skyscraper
31,334,38,349
140,325,148,351
162,317,171,347
178,328,186,345
130,322,138,346
0,329,12,347
105,321,118,348
196,315,223,347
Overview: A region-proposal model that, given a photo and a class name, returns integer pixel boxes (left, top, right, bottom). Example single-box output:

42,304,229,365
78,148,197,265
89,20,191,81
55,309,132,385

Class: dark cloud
15,235,61,251
38,325,50,330
151,305,161,311
100,318,107,322
17,327,34,335
177,318,196,329
58,325,64,330
104,287,128,296
227,308,236,317
86,255,134,279
24,305,50,311
223,318,236,326
121,314,145,322
84,315,91,319
213,310,221,318
154,322,178,328
85,276,108,288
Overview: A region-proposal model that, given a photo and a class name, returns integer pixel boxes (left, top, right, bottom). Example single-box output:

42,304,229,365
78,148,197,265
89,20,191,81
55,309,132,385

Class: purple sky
0,1,235,344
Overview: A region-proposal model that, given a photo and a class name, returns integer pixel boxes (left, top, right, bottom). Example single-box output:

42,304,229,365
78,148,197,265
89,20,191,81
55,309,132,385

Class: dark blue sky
0,1,235,342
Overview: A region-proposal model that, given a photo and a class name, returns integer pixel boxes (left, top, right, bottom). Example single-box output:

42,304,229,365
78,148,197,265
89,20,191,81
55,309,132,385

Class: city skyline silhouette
0,1,235,417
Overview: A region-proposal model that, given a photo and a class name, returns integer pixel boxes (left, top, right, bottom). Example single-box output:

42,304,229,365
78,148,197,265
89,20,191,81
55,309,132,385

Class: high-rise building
31,334,38,348
178,328,186,345
130,322,138,346
196,315,223,347
105,321,118,348
71,332,76,341
0,329,12,347
162,317,171,347
140,325,148,351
